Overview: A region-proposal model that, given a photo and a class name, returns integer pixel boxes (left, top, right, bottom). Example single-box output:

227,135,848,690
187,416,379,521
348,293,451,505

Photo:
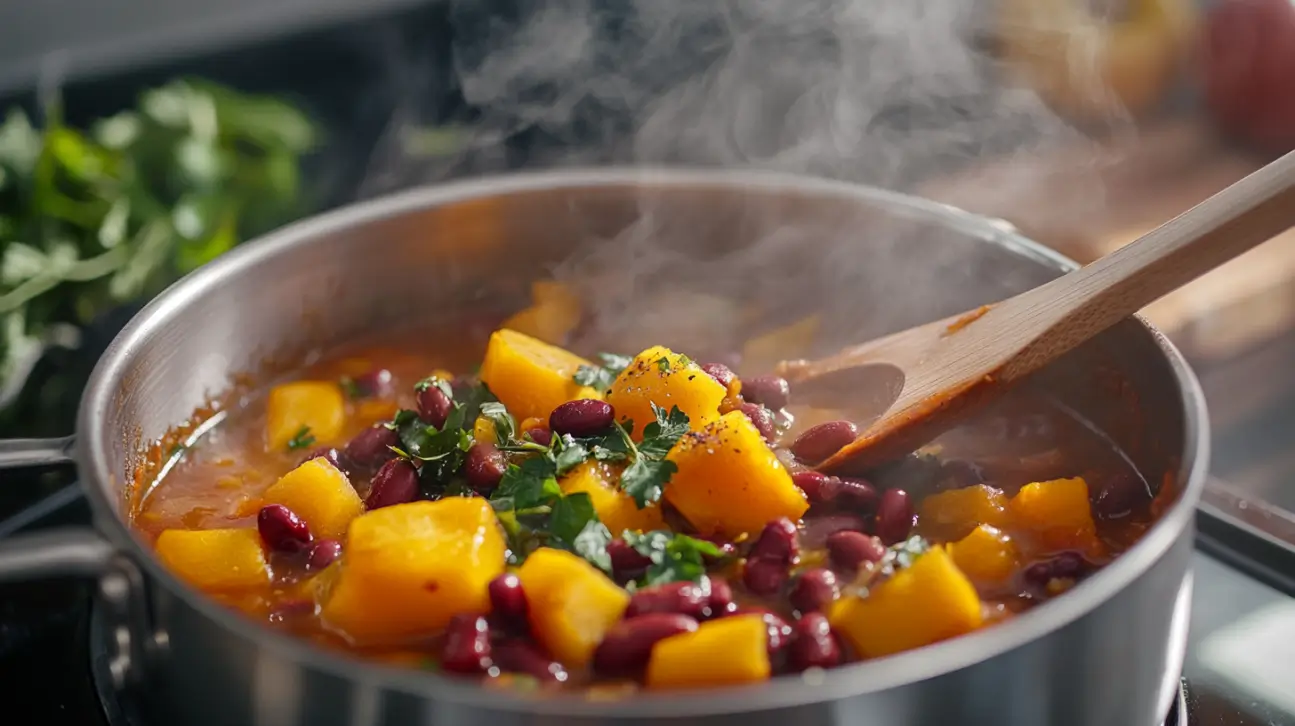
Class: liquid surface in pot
131,296,1165,693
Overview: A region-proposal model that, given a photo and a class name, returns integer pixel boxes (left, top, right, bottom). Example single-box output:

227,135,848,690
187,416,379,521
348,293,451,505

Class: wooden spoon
779,149,1295,474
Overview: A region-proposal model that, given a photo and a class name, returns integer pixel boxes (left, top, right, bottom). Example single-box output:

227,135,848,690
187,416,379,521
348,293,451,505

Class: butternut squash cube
500,281,583,345
606,346,726,436
155,528,270,590
265,381,346,450
479,329,601,423
472,415,498,446
829,546,983,658
262,458,364,540
665,411,808,538
560,460,666,536
322,499,506,642
517,548,630,667
949,524,1019,585
1009,477,1103,556
645,614,771,689
918,484,1010,542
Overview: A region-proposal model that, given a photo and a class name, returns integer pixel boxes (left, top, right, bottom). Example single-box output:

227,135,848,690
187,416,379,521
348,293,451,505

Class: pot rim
77,167,1210,717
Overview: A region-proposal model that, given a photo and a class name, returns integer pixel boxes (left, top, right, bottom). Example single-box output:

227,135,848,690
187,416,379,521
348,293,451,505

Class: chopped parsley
478,401,516,445
489,451,613,570
338,376,363,399
622,530,725,586
573,352,633,391
286,426,316,451
384,398,472,483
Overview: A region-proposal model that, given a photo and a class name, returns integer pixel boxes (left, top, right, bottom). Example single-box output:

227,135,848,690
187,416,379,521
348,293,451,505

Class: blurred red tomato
1202,0,1295,152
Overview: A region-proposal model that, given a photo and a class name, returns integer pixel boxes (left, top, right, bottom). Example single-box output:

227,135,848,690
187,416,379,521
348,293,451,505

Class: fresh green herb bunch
0,78,318,414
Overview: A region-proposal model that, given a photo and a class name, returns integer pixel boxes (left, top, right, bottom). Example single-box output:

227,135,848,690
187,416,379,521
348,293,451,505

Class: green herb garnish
478,401,517,447
286,426,316,451
622,530,724,586
338,376,363,399
385,404,472,483
573,352,633,391
618,403,688,507
489,449,613,571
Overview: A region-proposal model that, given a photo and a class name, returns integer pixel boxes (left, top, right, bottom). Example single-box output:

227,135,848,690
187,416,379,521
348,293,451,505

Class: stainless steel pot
0,169,1208,726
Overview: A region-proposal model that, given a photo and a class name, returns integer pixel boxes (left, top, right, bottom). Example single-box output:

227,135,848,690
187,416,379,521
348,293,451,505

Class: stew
133,292,1162,692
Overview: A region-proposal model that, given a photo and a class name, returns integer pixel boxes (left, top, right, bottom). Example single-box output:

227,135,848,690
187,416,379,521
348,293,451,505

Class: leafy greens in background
0,78,318,429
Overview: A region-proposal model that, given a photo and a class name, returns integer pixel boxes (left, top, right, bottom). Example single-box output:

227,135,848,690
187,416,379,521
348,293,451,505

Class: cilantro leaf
385,406,472,482
286,426,316,451
457,381,497,426
548,492,614,572
616,404,688,507
570,520,614,573
553,435,590,475
573,352,633,391
494,456,561,510
882,535,930,575
623,530,723,586
338,376,363,399
478,401,516,445
637,403,689,458
621,458,678,509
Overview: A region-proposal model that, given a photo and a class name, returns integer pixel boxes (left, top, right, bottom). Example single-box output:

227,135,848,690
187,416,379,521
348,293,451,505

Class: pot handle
0,435,76,469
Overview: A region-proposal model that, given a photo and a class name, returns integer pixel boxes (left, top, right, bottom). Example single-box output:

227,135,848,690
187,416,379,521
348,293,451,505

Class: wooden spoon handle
1000,149,1295,380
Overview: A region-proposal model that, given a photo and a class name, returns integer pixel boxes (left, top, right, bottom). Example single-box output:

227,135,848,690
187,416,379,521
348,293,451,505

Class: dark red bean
463,442,507,494
441,614,492,674
526,427,553,447
593,613,698,676
487,573,529,631
742,375,790,410
735,607,794,658
305,447,345,469
800,514,870,550
875,488,915,545
836,477,881,510
700,362,736,389
827,531,887,572
257,504,312,553
365,459,420,510
352,368,394,398
748,518,799,563
549,399,615,437
625,582,710,620
607,540,651,582
791,420,858,464
1025,552,1089,586
343,424,401,470
305,539,342,571
789,569,840,614
491,641,568,683
787,613,842,671
793,471,832,502
1091,471,1146,520
416,385,453,428
743,557,789,596
706,578,737,618
739,402,777,442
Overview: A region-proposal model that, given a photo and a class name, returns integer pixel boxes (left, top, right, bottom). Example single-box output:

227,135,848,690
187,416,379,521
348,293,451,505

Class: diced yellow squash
918,484,1010,542
517,548,630,667
262,458,364,540
155,528,270,590
472,416,498,446
500,281,583,345
829,546,983,658
606,346,726,436
479,329,601,423
560,460,666,535
665,411,808,538
322,499,506,642
645,614,771,689
1009,477,1103,556
948,524,1020,585
741,315,821,371
265,381,346,450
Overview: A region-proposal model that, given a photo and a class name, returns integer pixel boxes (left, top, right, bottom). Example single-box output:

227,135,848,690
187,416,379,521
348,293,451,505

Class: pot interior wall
92,173,1188,523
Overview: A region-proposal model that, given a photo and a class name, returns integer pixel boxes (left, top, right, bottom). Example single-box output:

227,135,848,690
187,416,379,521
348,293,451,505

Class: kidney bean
800,514,870,550
491,641,568,683
827,531,886,572
257,504,312,553
735,607,794,658
787,613,842,671
748,518,799,563
463,442,507,494
549,399,615,437
739,402,777,442
789,569,839,614
305,539,342,571
526,427,553,447
706,578,737,618
700,362,736,389
441,614,492,674
343,424,401,470
1025,552,1089,586
1091,471,1146,520
305,446,345,469
487,573,529,632
365,459,420,510
792,471,832,502
836,477,881,510
593,613,699,676
791,420,858,464
743,557,789,596
607,540,651,582
742,375,790,410
625,582,710,620
416,385,453,429
875,488,915,545
352,368,394,398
